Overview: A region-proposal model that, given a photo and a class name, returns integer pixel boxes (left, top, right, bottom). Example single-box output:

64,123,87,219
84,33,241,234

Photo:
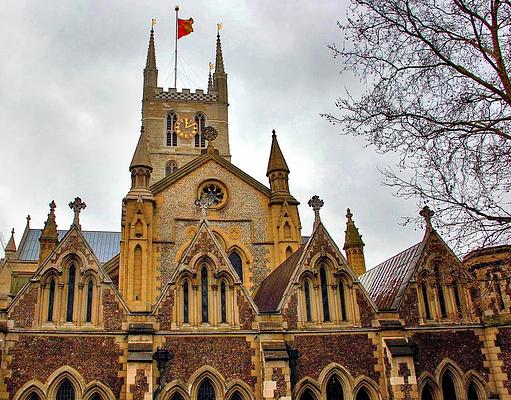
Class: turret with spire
343,208,366,277
4,229,17,261
143,27,158,99
39,201,59,264
128,126,154,199
267,130,296,204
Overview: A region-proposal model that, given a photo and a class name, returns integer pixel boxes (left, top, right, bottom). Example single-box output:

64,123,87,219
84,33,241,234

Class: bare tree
326,0,511,251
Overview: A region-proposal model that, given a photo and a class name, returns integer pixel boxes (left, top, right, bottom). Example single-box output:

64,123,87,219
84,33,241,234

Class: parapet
154,87,218,102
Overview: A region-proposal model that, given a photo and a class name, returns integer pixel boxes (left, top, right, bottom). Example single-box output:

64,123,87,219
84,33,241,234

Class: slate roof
254,246,305,312
18,229,120,263
359,242,424,310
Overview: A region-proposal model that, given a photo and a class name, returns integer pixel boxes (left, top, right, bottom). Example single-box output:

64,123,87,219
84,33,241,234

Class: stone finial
308,195,324,229
195,192,216,221
420,205,435,231
69,197,86,229
5,228,16,253
26,214,31,229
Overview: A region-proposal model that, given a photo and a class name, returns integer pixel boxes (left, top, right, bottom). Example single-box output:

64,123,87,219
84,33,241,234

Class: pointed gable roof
266,130,290,176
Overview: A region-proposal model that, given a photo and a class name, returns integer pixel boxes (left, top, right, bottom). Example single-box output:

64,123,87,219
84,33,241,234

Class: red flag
178,18,194,39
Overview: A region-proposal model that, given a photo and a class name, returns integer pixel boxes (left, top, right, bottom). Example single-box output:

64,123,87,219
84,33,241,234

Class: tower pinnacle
213,29,228,103
39,201,59,263
214,31,225,75
143,26,158,99
343,208,366,276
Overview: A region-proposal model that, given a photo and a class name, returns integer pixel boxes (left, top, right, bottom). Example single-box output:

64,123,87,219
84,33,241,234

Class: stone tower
141,28,230,184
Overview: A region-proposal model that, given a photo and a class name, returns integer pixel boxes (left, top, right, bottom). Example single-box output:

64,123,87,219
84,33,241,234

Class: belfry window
86,279,93,323
183,281,189,324
198,378,215,400
194,113,206,148
201,266,209,323
339,280,347,321
304,280,312,322
229,251,243,282
56,379,75,400
221,281,227,323
320,265,330,322
167,112,178,146
66,265,76,322
48,278,56,322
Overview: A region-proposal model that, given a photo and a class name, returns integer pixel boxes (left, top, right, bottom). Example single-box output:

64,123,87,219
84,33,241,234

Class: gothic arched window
220,281,227,323
434,264,447,318
86,279,93,323
165,160,178,176
28,393,41,400
467,381,481,400
201,266,209,323
304,280,312,322
230,392,243,400
66,265,76,322
326,376,344,400
286,246,293,258
420,281,432,320
284,222,291,238
91,394,102,400
167,112,178,147
421,384,434,400
198,378,215,400
171,394,183,400
48,278,56,322
194,113,206,148
229,251,243,282
339,280,347,321
441,372,457,400
183,281,189,324
355,387,370,400
453,282,463,317
320,265,330,322
56,379,75,400
300,390,315,400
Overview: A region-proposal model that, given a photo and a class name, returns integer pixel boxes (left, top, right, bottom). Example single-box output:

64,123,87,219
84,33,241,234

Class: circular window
197,180,228,209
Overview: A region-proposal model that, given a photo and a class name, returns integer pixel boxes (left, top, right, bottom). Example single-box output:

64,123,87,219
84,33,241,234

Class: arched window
86,279,94,323
201,266,209,323
171,394,183,400
198,378,215,400
326,376,344,400
165,160,178,176
28,394,41,400
66,265,76,322
441,372,457,400
355,387,370,400
434,264,447,318
300,390,315,400
48,278,56,322
167,112,178,146
91,395,102,400
421,384,434,400
453,282,463,317
220,281,227,323
133,245,142,301
56,379,75,400
339,280,348,321
493,274,506,311
421,281,432,320
286,246,293,258
320,266,330,322
194,113,206,148
183,281,189,324
304,280,312,322
467,381,481,400
230,392,243,400
229,251,243,282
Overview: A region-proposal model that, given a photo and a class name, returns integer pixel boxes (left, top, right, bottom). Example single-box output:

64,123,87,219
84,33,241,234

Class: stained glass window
201,266,209,323
198,378,215,400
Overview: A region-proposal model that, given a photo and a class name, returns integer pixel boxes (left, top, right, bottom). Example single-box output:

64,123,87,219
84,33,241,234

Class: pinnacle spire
208,70,213,93
344,208,365,249
130,126,153,171
214,32,225,75
5,228,16,253
145,27,157,70
39,200,58,263
266,130,290,176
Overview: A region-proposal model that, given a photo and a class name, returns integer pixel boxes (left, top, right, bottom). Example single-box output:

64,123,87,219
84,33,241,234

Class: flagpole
174,5,179,89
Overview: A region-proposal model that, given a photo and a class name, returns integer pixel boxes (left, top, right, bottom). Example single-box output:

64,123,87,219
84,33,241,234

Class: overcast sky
0,0,425,268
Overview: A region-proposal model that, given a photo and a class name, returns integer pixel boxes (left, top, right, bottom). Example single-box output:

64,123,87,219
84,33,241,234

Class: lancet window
194,113,206,148
56,379,75,400
326,376,344,400
183,280,190,324
198,378,215,400
48,278,56,322
167,112,178,146
86,279,94,323
320,265,330,322
66,265,76,322
304,280,312,322
229,251,243,282
220,281,227,323
339,280,347,321
201,266,209,323
165,160,178,176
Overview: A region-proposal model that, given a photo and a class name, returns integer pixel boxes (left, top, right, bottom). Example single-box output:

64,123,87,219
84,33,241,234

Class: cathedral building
1,24,511,400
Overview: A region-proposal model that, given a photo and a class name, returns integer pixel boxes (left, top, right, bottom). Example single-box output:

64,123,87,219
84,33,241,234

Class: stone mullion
330,284,340,324
58,282,65,324
192,285,199,325
313,284,321,323
211,284,218,326
76,282,84,326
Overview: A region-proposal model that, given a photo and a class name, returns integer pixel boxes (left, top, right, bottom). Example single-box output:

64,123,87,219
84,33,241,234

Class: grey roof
359,242,424,310
18,229,121,263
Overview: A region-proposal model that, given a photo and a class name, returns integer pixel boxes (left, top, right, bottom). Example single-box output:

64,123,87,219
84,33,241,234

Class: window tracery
167,112,178,147
165,160,178,176
194,113,206,148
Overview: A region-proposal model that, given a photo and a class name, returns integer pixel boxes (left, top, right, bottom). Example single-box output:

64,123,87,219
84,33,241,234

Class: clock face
174,117,198,139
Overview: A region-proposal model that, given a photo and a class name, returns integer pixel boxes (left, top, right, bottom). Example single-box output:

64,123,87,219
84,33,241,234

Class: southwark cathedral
1,24,511,400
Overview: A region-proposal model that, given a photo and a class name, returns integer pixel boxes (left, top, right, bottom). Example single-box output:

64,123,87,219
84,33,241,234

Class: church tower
141,27,230,184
